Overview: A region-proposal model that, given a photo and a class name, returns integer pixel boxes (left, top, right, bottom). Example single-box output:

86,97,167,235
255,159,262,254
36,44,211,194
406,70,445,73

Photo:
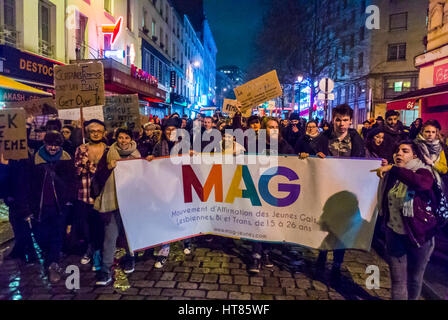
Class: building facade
329,0,428,127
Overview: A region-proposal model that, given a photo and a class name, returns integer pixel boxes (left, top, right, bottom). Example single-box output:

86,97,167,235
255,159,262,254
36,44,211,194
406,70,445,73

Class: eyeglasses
89,130,104,134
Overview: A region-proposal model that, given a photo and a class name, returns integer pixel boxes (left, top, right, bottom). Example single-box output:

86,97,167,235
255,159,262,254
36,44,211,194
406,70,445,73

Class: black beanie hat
163,117,182,129
247,115,260,125
44,131,64,146
289,113,300,121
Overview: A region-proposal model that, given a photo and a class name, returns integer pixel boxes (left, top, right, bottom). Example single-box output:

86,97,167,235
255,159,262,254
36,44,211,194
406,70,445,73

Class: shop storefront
0,44,64,100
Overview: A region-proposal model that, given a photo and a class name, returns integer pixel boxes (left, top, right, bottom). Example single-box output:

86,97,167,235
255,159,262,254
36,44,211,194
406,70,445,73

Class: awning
0,75,52,96
387,83,448,110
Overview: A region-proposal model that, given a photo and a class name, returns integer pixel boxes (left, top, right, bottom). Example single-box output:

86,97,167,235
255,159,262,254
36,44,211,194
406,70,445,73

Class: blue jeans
386,228,435,300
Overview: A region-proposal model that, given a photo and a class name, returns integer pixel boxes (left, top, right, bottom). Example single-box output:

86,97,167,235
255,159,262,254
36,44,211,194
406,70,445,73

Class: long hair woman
374,141,438,300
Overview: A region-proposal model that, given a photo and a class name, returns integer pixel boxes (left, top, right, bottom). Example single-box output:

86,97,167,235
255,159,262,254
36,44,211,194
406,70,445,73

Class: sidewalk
0,237,392,300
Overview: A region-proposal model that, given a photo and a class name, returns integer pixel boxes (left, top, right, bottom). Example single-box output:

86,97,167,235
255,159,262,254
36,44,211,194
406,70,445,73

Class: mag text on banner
115,156,380,252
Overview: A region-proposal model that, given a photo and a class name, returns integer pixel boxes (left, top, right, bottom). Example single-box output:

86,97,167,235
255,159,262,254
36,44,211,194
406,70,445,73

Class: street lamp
297,75,304,112
193,61,200,68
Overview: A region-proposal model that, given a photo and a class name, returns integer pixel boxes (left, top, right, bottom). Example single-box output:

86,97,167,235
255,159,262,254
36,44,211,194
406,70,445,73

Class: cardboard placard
103,94,141,132
54,62,105,110
0,108,28,160
6,97,57,117
234,70,283,111
58,105,105,122
222,99,251,117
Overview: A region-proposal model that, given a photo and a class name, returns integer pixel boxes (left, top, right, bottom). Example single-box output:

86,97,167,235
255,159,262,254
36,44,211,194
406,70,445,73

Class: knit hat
143,123,157,130
163,117,182,129
44,131,64,146
289,113,300,121
84,119,106,129
247,115,260,125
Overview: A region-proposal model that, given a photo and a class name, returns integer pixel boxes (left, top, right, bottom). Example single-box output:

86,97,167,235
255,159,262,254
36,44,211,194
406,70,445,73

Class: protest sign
234,70,283,111
58,105,104,122
54,62,105,110
0,108,28,160
115,156,380,252
222,99,251,117
6,97,57,116
103,94,140,131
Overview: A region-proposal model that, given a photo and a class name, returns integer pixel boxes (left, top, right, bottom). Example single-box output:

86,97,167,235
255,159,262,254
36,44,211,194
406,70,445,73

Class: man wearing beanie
30,131,76,284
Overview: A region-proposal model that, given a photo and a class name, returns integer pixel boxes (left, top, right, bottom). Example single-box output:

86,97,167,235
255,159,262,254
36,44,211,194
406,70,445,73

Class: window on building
358,52,364,69
392,80,411,92
150,54,155,75
349,58,354,73
342,41,346,55
127,0,132,31
75,13,88,58
350,34,355,48
359,26,364,41
39,0,54,57
341,63,345,77
389,12,408,31
388,43,406,61
165,4,169,23
126,45,130,66
158,61,163,82
159,27,163,45
165,34,168,52
152,20,156,37
4,0,16,29
104,0,112,14
142,10,147,28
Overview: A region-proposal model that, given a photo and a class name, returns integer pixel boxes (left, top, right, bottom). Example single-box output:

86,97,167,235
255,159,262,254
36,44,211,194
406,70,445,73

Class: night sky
204,0,271,72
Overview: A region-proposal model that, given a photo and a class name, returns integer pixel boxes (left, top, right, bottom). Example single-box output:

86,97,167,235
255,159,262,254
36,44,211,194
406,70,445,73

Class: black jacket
294,134,327,155
283,125,305,149
30,151,76,220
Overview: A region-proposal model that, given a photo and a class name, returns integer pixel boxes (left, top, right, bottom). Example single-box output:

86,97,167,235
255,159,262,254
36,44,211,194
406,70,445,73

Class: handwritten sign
103,94,140,132
234,70,283,111
434,63,448,86
58,105,104,122
6,97,57,116
222,99,251,117
54,62,105,110
0,108,28,160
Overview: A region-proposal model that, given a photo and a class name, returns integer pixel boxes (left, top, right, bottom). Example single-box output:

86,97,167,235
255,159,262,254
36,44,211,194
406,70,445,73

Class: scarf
95,141,141,214
378,158,430,218
160,139,176,157
415,134,443,161
307,132,320,139
38,146,63,163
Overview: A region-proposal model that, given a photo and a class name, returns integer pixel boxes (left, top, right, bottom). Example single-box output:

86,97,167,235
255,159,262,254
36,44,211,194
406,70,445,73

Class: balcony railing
0,26,20,48
39,39,55,58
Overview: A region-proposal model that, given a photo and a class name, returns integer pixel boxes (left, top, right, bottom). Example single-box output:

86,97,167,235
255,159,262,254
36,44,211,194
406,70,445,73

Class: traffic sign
319,78,334,93
318,93,335,101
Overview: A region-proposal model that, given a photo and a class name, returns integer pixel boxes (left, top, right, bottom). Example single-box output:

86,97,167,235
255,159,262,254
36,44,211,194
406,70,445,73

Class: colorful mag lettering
182,165,300,208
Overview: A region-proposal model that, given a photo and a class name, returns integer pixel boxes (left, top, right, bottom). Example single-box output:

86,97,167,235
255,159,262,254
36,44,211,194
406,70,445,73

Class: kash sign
234,70,283,111
103,94,140,132
0,108,28,160
54,62,105,110
115,156,380,252
222,99,251,117
6,97,57,116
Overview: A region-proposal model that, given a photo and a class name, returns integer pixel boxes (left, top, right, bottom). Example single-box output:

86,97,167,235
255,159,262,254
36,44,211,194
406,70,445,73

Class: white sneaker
81,255,91,265
183,248,191,255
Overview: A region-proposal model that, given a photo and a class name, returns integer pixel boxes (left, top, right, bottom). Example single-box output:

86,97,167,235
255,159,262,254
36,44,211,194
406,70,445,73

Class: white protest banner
0,108,28,160
222,99,251,117
115,156,380,252
234,70,283,111
58,105,104,121
54,62,105,109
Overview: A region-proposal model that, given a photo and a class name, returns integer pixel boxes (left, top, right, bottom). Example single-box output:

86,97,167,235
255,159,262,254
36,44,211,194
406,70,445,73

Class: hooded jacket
31,149,76,220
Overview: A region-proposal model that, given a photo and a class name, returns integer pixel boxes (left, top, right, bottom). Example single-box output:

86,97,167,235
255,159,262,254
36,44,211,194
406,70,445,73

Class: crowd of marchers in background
0,104,447,300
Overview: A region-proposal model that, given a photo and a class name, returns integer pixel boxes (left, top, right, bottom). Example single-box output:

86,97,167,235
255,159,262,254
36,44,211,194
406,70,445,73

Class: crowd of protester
0,104,447,300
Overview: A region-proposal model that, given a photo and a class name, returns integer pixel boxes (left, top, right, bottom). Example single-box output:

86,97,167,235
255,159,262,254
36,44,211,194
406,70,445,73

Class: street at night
0,0,448,310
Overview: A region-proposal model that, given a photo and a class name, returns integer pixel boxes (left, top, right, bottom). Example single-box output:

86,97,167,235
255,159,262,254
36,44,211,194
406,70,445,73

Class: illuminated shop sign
101,17,123,45
130,64,158,86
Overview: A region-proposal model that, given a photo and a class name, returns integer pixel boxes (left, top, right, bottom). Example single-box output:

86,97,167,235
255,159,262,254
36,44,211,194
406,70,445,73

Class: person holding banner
30,131,76,284
94,128,143,286
294,120,327,158
74,119,108,272
312,104,366,282
374,141,438,300
149,117,194,268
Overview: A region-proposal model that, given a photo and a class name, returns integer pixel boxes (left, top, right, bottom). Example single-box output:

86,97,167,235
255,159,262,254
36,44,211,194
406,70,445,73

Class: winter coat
283,125,305,149
321,128,366,158
294,134,327,155
378,166,438,247
30,150,76,220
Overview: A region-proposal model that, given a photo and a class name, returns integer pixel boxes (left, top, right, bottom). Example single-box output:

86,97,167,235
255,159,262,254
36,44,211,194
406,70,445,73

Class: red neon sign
101,16,123,45
130,64,158,86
